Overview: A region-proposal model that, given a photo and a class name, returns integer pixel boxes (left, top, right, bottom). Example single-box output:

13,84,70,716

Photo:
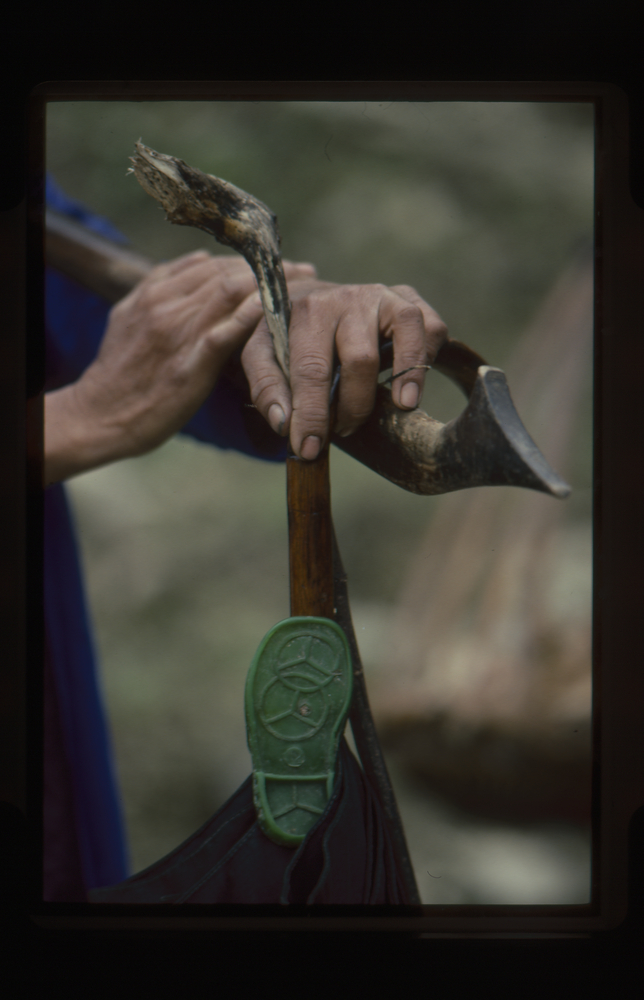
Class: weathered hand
241,280,448,460
44,250,315,483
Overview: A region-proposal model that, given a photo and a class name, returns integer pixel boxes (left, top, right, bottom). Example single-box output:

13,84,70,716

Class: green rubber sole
245,617,353,848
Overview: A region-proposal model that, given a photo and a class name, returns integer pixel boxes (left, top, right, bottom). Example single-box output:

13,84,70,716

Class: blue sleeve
45,174,287,462
44,483,131,889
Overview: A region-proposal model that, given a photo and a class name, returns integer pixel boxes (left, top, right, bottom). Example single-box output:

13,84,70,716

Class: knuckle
249,371,282,408
216,271,254,304
391,283,418,297
146,304,182,343
292,400,328,427
293,356,331,386
180,250,209,266
136,281,163,312
212,273,238,301
341,344,380,375
148,260,171,279
430,319,449,340
233,294,263,324
147,300,172,328
395,303,424,325
200,324,224,350
318,283,361,307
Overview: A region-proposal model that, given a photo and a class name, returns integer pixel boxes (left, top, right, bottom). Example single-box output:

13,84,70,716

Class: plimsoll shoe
245,616,353,848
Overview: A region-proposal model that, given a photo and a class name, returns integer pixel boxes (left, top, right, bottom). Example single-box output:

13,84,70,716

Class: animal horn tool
87,144,569,905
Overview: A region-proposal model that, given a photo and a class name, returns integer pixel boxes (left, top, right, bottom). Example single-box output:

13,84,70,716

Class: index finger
285,295,338,460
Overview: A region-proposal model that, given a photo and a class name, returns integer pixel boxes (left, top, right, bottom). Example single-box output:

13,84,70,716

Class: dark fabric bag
88,740,405,905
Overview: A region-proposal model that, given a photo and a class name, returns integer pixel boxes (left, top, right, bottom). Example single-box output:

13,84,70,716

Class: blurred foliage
47,100,594,888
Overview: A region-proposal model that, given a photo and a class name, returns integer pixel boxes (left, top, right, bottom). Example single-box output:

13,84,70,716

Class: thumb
199,291,265,369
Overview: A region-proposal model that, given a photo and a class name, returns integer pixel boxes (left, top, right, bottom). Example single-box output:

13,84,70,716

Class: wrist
44,381,124,485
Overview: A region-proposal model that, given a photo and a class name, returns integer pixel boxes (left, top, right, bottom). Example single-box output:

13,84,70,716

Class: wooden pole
287,439,422,904
287,447,334,619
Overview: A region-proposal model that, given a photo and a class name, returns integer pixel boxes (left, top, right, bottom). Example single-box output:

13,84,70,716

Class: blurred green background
46,100,594,902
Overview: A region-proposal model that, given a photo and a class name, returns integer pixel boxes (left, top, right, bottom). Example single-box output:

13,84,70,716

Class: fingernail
335,425,355,438
400,382,420,409
268,404,286,435
300,435,321,461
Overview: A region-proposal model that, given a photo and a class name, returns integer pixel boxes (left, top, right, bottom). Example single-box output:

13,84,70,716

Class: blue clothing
44,176,287,898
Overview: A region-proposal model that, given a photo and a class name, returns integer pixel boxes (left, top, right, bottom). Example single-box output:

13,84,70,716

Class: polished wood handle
287,446,334,619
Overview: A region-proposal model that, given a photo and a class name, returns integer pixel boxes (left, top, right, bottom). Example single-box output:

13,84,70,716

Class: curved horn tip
549,480,572,500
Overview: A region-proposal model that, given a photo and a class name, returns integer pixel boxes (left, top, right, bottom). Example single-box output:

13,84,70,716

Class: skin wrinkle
249,372,285,410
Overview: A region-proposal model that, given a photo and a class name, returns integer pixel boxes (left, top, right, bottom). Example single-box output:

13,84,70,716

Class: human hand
240,280,448,460
44,250,315,483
